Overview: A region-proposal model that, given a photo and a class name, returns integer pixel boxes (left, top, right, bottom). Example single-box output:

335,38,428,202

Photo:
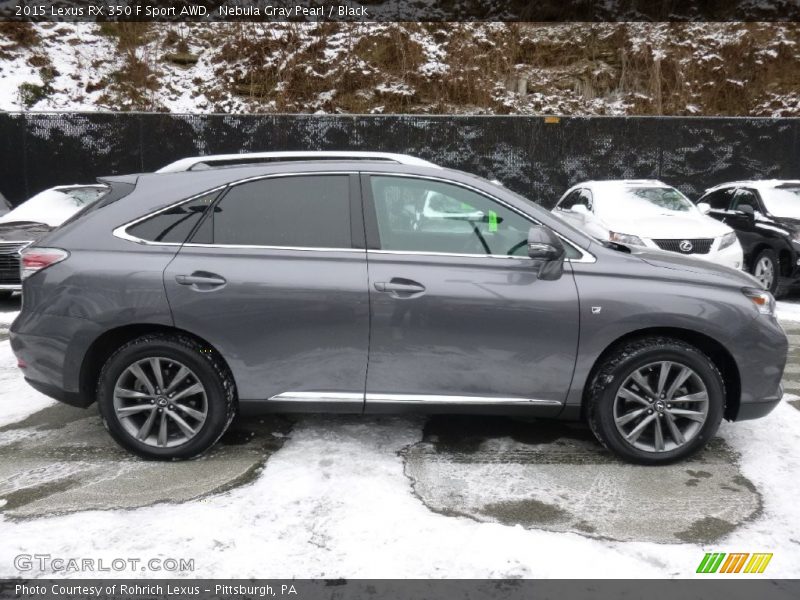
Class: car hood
601,212,731,239
0,221,52,243
628,246,760,287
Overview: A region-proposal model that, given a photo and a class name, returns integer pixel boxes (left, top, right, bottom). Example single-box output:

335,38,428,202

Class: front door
362,174,581,411
163,173,369,409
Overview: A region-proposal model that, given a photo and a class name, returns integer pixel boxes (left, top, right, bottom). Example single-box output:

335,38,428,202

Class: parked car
697,180,800,297
0,191,11,216
11,152,786,465
0,184,108,299
553,180,743,271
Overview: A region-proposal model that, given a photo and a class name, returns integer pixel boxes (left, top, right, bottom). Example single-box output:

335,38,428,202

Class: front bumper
735,385,782,421
730,315,788,421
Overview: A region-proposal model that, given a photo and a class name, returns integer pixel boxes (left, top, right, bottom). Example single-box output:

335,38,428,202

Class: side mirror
737,204,755,219
527,225,566,281
697,202,711,214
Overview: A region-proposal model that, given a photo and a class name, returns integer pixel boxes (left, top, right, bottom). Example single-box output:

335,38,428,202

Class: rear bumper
25,377,89,408
10,312,102,408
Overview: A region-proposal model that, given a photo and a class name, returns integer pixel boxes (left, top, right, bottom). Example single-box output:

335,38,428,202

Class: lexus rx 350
10,153,787,464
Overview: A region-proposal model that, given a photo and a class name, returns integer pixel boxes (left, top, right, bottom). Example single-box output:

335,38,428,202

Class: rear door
163,173,369,409
362,174,580,411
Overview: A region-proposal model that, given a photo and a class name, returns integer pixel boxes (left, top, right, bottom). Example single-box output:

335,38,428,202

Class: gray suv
10,152,788,464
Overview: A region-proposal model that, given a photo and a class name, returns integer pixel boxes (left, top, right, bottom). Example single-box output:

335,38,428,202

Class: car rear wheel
587,337,724,465
97,333,236,460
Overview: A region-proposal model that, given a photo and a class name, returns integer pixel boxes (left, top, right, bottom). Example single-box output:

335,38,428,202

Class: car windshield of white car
0,187,106,227
761,185,800,219
604,187,695,215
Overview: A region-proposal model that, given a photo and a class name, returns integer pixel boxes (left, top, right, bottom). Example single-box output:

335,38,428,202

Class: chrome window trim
366,393,562,406
113,170,596,263
0,284,22,291
365,172,596,264
113,184,229,247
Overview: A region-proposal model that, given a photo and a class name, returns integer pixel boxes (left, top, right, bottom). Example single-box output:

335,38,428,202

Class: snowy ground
0,296,799,579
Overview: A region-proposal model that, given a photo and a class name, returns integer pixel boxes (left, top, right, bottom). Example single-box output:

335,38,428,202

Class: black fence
1,112,799,208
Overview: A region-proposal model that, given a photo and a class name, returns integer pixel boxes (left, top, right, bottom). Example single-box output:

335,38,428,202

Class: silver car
10,152,787,464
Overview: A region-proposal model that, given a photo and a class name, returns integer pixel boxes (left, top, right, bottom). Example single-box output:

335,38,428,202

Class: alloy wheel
112,357,208,448
754,256,775,290
613,361,709,453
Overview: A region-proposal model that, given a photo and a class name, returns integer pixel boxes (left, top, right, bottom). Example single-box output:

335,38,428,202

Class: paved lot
0,294,797,546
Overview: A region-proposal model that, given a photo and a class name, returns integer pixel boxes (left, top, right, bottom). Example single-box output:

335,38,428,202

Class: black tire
587,336,725,465
751,248,787,298
97,333,236,460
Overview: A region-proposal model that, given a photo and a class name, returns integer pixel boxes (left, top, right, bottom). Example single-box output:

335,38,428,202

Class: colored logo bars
696,552,773,574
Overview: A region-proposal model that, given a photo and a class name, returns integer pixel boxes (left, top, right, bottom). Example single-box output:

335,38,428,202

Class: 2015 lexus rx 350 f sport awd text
10,152,788,464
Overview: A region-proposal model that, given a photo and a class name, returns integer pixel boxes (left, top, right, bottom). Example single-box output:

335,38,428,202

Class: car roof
156,151,440,173
704,179,800,194
560,179,671,198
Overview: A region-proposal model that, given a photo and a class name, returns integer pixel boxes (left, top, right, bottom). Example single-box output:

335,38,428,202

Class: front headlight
719,231,738,250
609,231,645,246
742,287,776,316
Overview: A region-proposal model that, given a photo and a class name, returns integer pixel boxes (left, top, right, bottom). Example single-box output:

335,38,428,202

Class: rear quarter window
127,190,220,244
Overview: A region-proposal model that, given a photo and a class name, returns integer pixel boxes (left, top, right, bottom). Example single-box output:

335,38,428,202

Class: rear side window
194,175,351,248
127,190,219,243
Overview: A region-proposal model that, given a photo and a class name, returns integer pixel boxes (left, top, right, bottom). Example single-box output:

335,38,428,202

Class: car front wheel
752,248,787,298
587,337,724,465
97,333,236,460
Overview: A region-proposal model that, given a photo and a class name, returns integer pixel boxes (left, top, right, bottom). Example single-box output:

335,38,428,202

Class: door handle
175,273,227,287
374,279,426,297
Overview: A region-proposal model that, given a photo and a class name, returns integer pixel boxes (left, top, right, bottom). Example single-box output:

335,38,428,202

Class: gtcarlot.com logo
696,552,773,574
14,554,195,573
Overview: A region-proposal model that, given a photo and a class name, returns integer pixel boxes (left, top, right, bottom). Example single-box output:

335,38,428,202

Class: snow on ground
777,300,800,321
0,301,799,578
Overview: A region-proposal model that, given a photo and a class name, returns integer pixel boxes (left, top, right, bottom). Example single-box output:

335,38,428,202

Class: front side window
191,175,351,248
128,190,219,243
370,176,575,258
732,189,760,213
701,188,735,210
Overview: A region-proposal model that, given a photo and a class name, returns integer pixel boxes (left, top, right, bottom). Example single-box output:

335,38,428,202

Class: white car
0,184,108,299
553,180,743,270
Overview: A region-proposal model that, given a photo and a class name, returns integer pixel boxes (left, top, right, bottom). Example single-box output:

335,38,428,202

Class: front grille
0,241,29,285
652,238,713,255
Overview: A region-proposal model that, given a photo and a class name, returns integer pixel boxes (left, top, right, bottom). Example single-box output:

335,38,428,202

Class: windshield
596,186,696,216
0,187,107,227
760,186,800,219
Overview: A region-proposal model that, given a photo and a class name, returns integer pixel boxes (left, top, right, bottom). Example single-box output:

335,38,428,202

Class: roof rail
156,151,440,173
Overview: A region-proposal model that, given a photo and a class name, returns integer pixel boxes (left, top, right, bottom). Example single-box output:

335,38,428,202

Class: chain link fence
1,113,798,207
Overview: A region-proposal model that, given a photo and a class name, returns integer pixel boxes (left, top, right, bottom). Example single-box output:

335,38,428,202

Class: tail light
20,247,69,280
